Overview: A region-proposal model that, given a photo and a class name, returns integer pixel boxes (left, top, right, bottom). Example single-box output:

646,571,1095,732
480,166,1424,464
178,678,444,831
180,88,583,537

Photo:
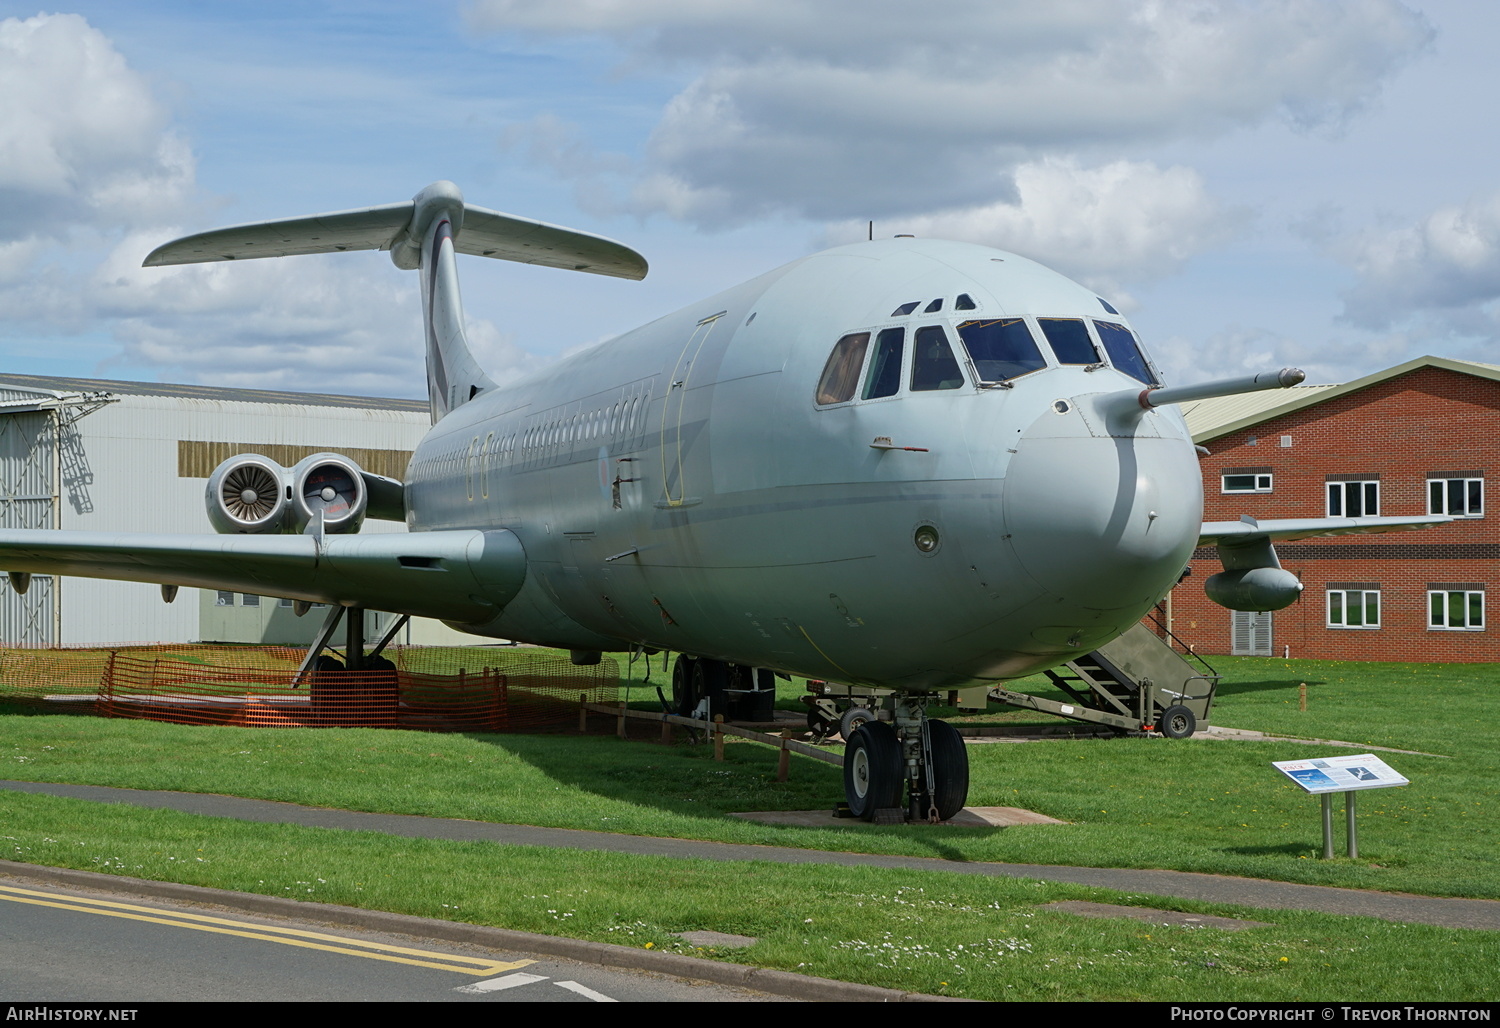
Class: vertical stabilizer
403,182,495,422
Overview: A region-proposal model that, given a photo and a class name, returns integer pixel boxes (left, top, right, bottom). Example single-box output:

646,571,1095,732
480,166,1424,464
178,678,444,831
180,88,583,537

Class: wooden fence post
578,692,587,732
713,714,724,761
776,732,791,782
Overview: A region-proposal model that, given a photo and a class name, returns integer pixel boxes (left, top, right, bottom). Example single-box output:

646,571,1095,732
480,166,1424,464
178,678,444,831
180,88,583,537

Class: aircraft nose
1002,394,1201,611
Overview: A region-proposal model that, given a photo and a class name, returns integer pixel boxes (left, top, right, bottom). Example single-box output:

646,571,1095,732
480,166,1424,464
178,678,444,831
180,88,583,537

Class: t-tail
144,181,648,423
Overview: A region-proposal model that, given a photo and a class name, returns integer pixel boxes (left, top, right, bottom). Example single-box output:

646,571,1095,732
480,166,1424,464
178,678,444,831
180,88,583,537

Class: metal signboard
1272,754,1409,794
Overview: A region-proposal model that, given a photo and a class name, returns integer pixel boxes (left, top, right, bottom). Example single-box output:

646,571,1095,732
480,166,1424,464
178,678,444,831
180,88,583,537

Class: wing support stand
293,604,346,686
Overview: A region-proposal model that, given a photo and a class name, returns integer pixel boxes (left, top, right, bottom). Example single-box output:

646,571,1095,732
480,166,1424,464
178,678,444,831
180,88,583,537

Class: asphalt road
0,877,788,1003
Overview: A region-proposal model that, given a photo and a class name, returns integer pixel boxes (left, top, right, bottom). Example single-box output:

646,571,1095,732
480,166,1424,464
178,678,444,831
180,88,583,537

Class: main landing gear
843,693,969,823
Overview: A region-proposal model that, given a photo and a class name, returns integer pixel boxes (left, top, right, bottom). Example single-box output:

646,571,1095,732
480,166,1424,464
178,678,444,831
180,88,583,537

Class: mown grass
2,789,1494,1002
1,654,1495,898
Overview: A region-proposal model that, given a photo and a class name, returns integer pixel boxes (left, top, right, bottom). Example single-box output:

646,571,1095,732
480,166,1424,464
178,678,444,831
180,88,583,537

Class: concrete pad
729,806,1066,828
673,930,758,949
1041,901,1270,930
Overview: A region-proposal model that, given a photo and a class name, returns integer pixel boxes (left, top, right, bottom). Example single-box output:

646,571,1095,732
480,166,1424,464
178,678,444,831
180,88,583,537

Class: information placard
1271,754,1408,794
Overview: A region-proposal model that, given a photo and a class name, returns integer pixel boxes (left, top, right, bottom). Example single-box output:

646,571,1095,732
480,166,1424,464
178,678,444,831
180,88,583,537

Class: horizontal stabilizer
143,196,648,280
1199,514,1451,547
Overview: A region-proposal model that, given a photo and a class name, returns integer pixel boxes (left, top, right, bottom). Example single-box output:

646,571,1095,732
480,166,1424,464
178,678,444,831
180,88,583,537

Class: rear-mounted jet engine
206,452,369,535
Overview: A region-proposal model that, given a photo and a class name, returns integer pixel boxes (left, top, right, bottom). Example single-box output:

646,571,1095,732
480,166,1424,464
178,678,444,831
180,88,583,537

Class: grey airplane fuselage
405,238,1204,693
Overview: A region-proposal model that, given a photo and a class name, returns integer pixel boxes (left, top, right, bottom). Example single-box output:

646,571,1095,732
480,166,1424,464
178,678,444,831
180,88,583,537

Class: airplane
0,180,1449,823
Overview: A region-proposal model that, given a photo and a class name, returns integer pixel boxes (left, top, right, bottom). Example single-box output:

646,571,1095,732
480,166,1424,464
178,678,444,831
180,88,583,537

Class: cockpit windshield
1093,321,1158,385
955,319,1046,384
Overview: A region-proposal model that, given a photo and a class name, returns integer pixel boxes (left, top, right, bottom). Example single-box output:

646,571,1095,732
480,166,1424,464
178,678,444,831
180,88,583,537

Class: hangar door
0,410,56,646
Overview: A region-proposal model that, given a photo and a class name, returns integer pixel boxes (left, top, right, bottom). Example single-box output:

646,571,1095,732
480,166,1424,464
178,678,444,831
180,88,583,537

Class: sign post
1271,754,1408,859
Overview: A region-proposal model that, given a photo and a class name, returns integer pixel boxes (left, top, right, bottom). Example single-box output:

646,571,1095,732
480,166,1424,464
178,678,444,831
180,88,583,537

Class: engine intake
206,454,289,534
289,453,367,535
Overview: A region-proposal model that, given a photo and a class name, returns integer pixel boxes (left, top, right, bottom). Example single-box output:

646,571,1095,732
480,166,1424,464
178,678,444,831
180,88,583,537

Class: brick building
1168,355,1499,661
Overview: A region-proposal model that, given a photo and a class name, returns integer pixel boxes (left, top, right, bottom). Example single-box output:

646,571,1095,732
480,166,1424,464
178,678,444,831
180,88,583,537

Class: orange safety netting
0,645,617,732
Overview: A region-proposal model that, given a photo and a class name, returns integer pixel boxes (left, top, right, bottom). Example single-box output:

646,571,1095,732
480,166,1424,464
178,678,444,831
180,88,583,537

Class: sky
1,0,1498,398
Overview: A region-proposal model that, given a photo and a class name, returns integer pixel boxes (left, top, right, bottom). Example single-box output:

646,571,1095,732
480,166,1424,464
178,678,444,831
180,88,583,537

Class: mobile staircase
989,619,1219,738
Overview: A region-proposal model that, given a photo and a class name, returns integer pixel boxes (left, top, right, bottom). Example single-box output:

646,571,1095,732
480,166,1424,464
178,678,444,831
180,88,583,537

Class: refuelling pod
1205,567,1304,612
206,454,290,535
289,452,368,535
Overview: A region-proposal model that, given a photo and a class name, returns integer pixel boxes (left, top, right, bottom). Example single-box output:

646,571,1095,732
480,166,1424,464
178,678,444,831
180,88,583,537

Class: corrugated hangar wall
0,376,430,648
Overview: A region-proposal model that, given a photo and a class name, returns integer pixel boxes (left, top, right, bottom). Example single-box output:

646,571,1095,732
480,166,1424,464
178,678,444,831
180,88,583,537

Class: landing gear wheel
839,706,874,740
691,658,727,720
844,721,903,820
925,719,969,821
1158,704,1196,739
671,655,697,716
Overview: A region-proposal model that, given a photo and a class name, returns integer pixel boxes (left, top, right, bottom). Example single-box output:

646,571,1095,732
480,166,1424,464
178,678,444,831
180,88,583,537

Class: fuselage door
660,310,726,507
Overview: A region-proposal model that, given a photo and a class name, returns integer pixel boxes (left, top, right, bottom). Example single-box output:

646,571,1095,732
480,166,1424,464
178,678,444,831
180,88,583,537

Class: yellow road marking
0,883,532,976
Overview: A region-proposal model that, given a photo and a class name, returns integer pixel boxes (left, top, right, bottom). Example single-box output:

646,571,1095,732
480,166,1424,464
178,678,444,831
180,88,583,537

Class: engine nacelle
206,452,369,535
1205,567,1304,612
288,452,367,535
206,454,290,535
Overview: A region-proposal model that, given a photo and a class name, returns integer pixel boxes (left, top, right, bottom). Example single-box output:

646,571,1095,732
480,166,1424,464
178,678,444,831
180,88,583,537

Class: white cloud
0,13,194,243
828,158,1243,300
474,0,1433,226
1339,192,1500,332
89,235,541,397
1153,325,1414,388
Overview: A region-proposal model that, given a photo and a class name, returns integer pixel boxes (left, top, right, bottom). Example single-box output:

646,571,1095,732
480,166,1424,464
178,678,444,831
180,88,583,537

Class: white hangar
0,373,466,648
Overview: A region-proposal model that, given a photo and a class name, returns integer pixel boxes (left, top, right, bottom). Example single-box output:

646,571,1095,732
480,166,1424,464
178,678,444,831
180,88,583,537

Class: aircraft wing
1199,515,1451,547
0,529,527,626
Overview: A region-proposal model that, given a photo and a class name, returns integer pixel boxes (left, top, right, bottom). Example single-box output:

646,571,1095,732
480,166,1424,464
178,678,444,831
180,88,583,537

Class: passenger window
910,326,964,391
1094,321,1158,385
956,318,1046,383
862,328,905,399
1037,318,1100,364
815,333,871,405
891,301,920,316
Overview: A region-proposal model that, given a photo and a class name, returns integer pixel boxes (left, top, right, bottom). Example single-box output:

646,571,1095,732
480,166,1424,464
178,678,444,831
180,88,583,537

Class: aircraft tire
1158,704,1196,739
671,655,697,717
844,721,902,820
926,719,969,821
839,706,874,740
692,658,728,720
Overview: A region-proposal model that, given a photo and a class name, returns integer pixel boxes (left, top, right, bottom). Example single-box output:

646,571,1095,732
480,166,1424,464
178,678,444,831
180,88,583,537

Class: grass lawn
1,652,1496,999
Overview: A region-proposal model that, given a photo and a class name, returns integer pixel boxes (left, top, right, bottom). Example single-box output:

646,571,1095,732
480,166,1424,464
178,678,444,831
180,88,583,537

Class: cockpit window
956,318,1046,384
862,328,905,399
910,326,965,391
1094,321,1158,385
815,332,871,404
1037,318,1100,365
891,301,920,316
955,293,977,310
924,298,944,313
1097,296,1120,315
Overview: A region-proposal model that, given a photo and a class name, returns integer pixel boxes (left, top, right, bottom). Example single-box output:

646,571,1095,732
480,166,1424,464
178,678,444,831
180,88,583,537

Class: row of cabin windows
414,389,655,493
1220,473,1484,519
815,316,1156,405
1326,587,1485,631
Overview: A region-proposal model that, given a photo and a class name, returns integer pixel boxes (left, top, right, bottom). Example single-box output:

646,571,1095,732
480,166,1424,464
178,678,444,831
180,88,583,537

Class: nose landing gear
843,693,969,823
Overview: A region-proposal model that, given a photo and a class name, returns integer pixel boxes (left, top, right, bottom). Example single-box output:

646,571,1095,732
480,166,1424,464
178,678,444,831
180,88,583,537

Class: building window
1222,471,1272,493
242,594,260,607
216,591,235,606
1327,588,1380,629
1429,589,1484,631
1428,476,1483,517
1327,479,1379,517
